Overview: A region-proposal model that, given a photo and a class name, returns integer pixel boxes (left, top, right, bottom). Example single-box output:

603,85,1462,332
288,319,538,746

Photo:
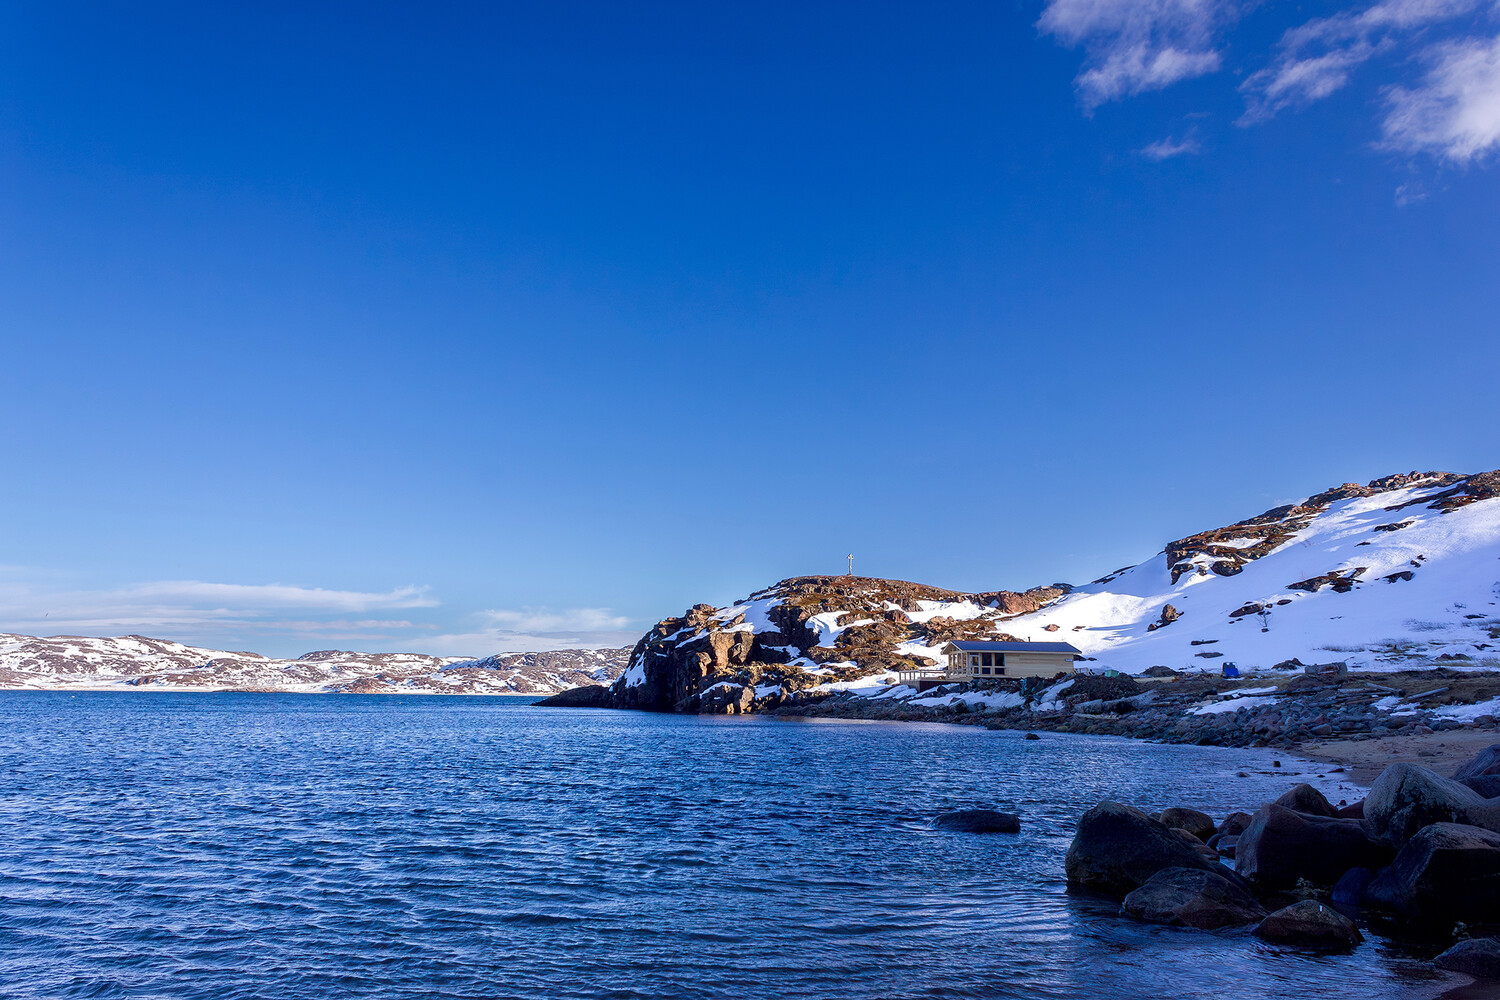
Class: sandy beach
1300,729,1500,787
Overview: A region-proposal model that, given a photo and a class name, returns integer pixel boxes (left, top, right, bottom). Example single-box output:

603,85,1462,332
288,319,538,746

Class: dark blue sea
0,693,1476,999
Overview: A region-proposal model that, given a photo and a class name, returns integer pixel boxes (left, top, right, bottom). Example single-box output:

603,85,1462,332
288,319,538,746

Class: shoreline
21,680,1500,792
1299,728,1500,785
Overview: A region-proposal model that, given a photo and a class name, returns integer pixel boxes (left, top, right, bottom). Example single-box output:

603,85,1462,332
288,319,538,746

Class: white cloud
1394,178,1432,202
420,607,639,657
1242,0,1483,121
1037,0,1500,172
0,577,436,643
1141,130,1204,158
117,581,436,611
480,607,631,632
1382,32,1500,160
0,574,642,659
1039,0,1237,106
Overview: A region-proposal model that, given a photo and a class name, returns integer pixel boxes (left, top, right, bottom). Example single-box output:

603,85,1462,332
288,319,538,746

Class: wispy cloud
1241,0,1483,122
1041,0,1500,170
0,573,640,658
426,607,639,658
115,581,436,611
1141,130,1204,159
480,607,631,632
1381,32,1500,161
0,576,437,646
1039,0,1239,107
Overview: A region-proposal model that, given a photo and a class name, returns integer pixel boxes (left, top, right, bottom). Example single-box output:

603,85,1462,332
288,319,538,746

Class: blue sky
1,1,1497,657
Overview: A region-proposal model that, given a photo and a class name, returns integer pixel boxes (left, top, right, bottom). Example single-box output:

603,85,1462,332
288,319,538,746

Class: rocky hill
589,469,1500,716
605,575,1067,714
0,633,631,695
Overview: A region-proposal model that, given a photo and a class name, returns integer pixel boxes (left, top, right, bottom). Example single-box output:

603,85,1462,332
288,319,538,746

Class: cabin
897,640,1081,692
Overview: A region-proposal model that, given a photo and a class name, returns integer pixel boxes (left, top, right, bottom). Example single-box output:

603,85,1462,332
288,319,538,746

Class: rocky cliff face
606,575,1069,714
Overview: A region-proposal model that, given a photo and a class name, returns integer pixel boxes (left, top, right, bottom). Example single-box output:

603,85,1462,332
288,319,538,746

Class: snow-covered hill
601,469,1500,714
1005,470,1500,673
0,634,631,695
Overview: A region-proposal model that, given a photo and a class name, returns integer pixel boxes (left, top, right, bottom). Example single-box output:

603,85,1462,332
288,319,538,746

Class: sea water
0,693,1471,999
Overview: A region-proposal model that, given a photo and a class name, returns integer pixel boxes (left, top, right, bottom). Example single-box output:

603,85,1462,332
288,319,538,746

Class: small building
897,640,1081,691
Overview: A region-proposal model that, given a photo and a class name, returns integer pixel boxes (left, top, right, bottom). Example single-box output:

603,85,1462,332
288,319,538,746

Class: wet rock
1024,732,1041,740
1216,811,1254,838
1065,801,1227,897
1235,804,1391,889
1337,800,1365,819
1169,826,1220,862
1363,822,1500,924
1121,867,1268,930
1365,764,1500,848
933,809,1020,834
1434,938,1500,978
1216,834,1239,859
1331,867,1376,906
1253,900,1363,951
1273,783,1341,818
1159,807,1216,842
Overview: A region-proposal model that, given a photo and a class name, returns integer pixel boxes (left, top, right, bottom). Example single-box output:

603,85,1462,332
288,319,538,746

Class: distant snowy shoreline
0,633,629,696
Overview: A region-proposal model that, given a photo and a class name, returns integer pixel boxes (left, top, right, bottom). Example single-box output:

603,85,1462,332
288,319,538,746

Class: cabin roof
943,640,1082,654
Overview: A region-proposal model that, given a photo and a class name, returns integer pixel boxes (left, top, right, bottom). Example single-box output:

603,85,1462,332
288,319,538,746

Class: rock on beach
1064,801,1228,897
1121,867,1267,930
1253,900,1363,951
933,809,1020,834
1234,803,1390,889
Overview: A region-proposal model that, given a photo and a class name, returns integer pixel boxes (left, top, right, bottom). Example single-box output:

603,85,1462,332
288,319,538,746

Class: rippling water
0,693,1477,999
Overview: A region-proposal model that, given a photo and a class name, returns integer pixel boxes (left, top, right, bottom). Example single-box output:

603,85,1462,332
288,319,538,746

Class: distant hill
0,633,631,695
603,469,1500,713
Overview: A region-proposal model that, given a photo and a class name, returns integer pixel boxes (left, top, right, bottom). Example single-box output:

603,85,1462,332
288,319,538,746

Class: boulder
1169,826,1220,862
1462,775,1500,799
1065,801,1226,897
1216,811,1254,838
1363,822,1500,924
699,682,755,715
1331,867,1376,906
1235,804,1391,888
1253,900,1363,951
534,684,610,708
1365,763,1500,848
1434,938,1500,979
1337,800,1365,819
1273,783,1340,818
1454,744,1500,780
933,809,1020,834
1216,834,1239,859
1160,807,1216,842
1121,867,1268,930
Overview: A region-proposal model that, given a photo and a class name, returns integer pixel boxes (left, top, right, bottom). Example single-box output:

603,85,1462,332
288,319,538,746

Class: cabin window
980,653,992,667
996,667,1005,675
980,667,990,675
969,655,979,667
